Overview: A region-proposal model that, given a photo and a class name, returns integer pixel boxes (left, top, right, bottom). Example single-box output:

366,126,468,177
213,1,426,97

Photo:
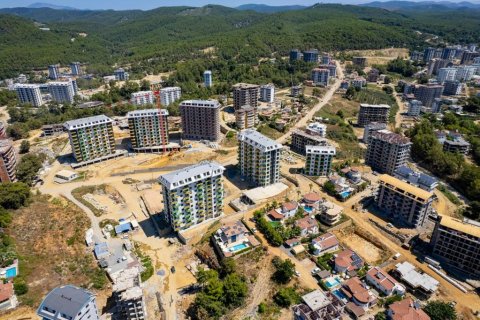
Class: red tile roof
342,277,373,305
312,233,339,250
295,216,318,230
282,201,298,212
0,282,13,303
303,192,321,203
389,298,430,320
367,267,398,292
268,209,284,220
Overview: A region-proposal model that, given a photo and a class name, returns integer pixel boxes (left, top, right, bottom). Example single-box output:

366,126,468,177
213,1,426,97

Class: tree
374,312,387,320
13,278,28,295
220,258,236,278
382,86,393,94
463,201,480,221
423,301,457,320
272,257,295,284
323,181,336,196
19,140,30,154
223,273,248,306
345,86,355,100
0,182,31,209
16,153,44,185
273,287,301,307
6,123,29,140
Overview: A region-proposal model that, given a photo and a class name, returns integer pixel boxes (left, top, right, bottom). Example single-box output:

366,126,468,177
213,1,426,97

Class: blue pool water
332,289,348,302
304,206,314,213
339,191,351,199
324,277,341,289
5,267,17,278
231,243,248,252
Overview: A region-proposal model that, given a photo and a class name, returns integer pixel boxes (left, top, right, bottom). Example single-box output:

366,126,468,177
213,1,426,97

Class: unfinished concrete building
0,140,17,183
357,104,390,127
305,145,336,177
291,129,329,155
363,122,387,143
112,268,146,320
127,109,169,152
238,129,282,187
235,105,255,130
430,216,480,277
233,83,259,115
293,289,345,320
376,174,434,228
365,130,411,175
180,100,221,142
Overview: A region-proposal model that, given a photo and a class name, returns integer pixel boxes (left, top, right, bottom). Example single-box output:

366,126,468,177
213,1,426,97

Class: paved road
276,61,345,144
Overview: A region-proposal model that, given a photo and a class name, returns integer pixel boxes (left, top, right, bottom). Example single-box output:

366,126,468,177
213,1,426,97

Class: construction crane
154,90,167,154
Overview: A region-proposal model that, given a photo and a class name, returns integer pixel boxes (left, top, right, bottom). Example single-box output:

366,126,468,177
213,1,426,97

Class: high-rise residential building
311,68,330,86
427,58,449,76
233,83,259,115
259,84,275,103
460,50,480,65
357,104,390,127
441,47,456,60
70,62,82,75
365,130,411,175
204,70,212,88
0,140,17,183
290,49,303,62
414,85,444,108
363,122,387,143
114,68,129,81
237,129,282,187
406,100,423,116
455,66,477,82
303,49,319,63
64,115,116,164
113,286,146,320
376,174,434,228
443,80,463,96
423,47,436,62
306,122,326,137
37,285,99,320
131,91,155,106
48,64,60,80
430,216,480,277
159,161,225,231
394,166,438,192
305,145,336,177
437,67,457,84
127,109,169,152
291,129,329,155
180,99,220,141
235,105,255,130
352,56,367,67
159,86,181,106
48,80,76,104
410,51,423,62
15,84,44,107
321,55,332,65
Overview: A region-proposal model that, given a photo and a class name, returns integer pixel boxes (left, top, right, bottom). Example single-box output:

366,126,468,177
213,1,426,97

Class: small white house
54,170,79,183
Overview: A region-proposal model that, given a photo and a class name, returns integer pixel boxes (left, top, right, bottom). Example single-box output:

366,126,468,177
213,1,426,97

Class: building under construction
180,100,221,142
233,83,259,118
127,109,171,153
0,140,17,183
235,105,255,130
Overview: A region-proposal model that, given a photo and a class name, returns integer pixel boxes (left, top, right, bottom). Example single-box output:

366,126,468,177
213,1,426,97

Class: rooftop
371,130,411,145
220,221,248,238
389,298,430,320
292,129,329,144
360,103,391,109
179,99,220,108
64,115,113,130
127,108,168,118
379,174,433,202
238,129,282,152
233,83,259,90
394,166,437,189
37,285,94,320
158,161,224,190
306,145,336,155
438,215,480,238
395,262,439,292
302,289,331,311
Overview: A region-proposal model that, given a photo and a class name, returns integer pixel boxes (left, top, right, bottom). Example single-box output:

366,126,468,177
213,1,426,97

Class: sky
0,0,478,10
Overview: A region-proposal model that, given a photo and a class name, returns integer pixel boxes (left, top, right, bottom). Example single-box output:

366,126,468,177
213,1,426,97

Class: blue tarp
115,222,133,234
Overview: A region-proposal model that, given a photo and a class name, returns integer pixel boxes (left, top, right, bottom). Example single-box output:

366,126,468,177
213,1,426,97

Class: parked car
171,266,176,273
311,267,320,275
295,270,300,277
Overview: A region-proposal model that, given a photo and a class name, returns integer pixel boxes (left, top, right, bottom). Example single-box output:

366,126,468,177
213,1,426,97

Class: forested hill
0,4,479,79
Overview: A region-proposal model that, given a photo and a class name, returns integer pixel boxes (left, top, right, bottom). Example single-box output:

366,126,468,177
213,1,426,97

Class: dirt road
276,61,345,144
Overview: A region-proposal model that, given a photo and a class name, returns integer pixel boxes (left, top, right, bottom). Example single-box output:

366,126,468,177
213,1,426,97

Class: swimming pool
324,276,341,289
5,267,17,278
230,243,248,252
339,191,351,199
304,206,314,213
332,289,348,302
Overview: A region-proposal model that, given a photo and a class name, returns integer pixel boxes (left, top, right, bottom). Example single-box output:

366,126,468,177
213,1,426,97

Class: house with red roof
311,232,340,256
295,216,319,237
0,281,17,311
302,192,321,212
388,298,430,320
340,277,377,309
267,201,299,222
366,267,406,296
334,249,364,275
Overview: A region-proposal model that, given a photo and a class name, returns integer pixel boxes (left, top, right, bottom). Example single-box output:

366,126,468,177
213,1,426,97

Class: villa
311,233,340,256
318,200,343,226
340,277,377,309
295,216,319,237
267,201,299,222
366,267,406,297
302,192,322,213
213,221,260,258
329,174,355,200
334,250,364,275
388,298,430,320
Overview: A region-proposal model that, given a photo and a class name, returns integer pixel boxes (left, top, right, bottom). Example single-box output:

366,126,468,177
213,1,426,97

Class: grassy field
257,124,284,140
71,184,108,217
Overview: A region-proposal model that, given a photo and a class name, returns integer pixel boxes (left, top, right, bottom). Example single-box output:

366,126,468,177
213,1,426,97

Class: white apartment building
259,84,275,103
204,70,212,88
437,67,457,84
70,62,82,75
455,66,477,82
306,122,327,137
160,87,181,106
15,84,44,107
48,80,76,104
305,145,336,177
114,68,129,81
159,161,225,231
311,68,330,86
131,91,155,106
407,100,423,116
48,64,59,80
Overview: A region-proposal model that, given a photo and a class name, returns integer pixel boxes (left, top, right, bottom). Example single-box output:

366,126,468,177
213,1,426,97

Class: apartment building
311,68,330,86
321,63,337,78
443,80,463,96
414,84,444,108
259,84,275,103
291,85,302,97
437,131,470,154
455,65,477,82
0,140,17,183
289,49,303,62
114,68,129,81
127,109,169,152
365,130,411,175
430,216,480,277
427,58,449,76
159,87,181,106
305,145,336,177
48,80,76,104
394,166,438,192
37,285,99,320
407,100,423,117
15,84,44,107
180,99,221,142
291,129,329,155
130,91,154,106
64,115,116,164
233,83,259,115
70,62,82,75
159,161,225,231
237,129,282,187
303,49,319,63
48,64,60,80
235,105,255,130
437,67,457,84
376,174,434,228
204,70,212,88
423,47,436,62
114,286,146,320
357,104,390,127
0,121,6,139
461,50,480,64
306,122,326,137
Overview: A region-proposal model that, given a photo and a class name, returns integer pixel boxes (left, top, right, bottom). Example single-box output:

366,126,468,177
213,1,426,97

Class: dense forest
1,4,479,79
